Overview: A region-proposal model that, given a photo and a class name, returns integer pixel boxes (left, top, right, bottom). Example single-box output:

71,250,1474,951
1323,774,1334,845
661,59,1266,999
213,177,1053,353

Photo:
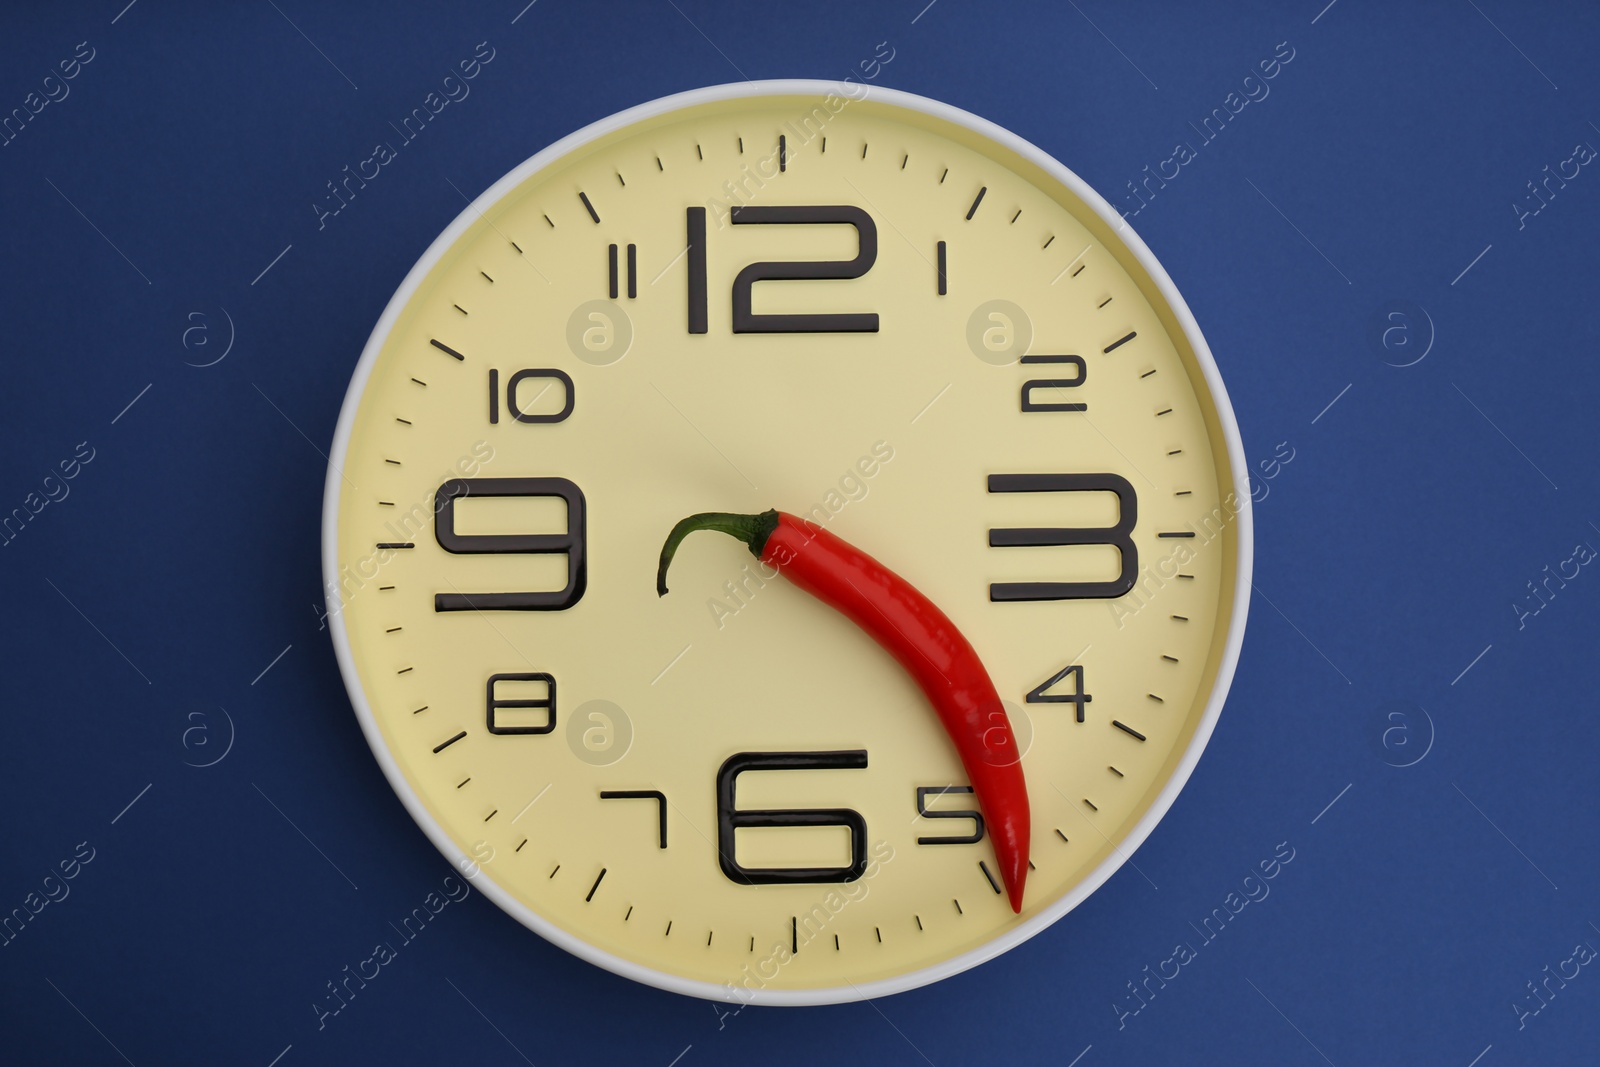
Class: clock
323,81,1251,1005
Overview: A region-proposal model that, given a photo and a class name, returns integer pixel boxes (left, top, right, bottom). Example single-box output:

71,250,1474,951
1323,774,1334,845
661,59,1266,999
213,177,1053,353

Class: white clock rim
322,78,1254,1007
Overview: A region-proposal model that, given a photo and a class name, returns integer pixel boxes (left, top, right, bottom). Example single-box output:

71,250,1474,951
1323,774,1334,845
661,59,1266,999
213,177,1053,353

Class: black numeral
685,205,879,335
914,786,985,845
715,750,868,885
488,368,574,424
1020,354,1087,413
730,205,879,333
686,207,708,333
485,672,555,734
1026,663,1092,722
987,473,1137,600
607,243,638,300
433,477,587,611
600,790,667,848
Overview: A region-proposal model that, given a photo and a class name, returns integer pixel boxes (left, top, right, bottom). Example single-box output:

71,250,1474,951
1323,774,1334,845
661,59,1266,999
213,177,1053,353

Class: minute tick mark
978,861,1002,895
965,186,987,220
1103,331,1136,353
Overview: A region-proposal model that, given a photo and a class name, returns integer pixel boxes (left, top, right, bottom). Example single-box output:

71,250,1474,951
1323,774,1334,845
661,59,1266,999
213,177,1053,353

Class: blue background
2,1,1596,1064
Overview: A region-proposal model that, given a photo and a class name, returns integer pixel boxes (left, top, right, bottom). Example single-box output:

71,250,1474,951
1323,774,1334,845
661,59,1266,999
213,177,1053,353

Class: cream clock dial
323,81,1251,1005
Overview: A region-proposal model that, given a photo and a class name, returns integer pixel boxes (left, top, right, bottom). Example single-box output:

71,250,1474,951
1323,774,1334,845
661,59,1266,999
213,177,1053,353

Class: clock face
324,82,1250,1004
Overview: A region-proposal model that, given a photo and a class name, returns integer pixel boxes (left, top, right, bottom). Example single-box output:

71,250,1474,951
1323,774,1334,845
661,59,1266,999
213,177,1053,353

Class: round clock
323,81,1251,1005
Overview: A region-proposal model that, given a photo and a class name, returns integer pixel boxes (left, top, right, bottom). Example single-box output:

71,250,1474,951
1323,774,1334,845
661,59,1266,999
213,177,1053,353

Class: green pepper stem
656,510,779,596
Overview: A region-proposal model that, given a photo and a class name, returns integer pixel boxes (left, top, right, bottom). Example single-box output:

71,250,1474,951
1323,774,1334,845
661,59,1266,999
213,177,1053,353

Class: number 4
1026,663,1092,722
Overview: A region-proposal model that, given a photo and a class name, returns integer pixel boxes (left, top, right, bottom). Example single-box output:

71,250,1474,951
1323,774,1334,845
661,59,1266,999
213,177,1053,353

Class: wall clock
323,80,1251,1005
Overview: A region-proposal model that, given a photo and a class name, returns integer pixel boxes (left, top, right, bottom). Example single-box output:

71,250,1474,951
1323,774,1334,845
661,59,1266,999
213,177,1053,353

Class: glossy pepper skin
657,509,1030,913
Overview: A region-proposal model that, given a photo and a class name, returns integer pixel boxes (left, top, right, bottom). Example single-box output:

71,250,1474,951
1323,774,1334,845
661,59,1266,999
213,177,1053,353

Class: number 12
686,205,880,335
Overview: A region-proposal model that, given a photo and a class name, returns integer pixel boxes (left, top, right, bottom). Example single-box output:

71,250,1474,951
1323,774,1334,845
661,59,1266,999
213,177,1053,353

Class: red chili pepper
657,509,1030,913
